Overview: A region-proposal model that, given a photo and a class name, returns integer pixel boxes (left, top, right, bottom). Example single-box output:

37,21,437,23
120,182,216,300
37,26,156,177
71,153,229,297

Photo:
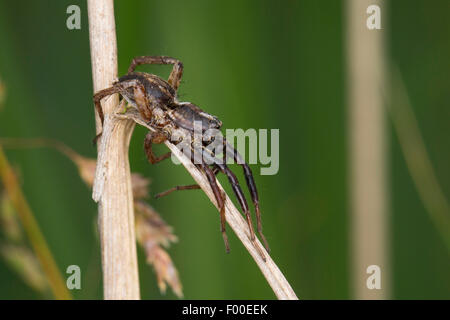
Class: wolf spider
93,56,269,255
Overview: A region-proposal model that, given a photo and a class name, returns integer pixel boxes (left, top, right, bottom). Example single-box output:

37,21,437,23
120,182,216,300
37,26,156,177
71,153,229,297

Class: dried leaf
135,200,182,297
135,200,177,246
131,173,150,200
146,244,183,298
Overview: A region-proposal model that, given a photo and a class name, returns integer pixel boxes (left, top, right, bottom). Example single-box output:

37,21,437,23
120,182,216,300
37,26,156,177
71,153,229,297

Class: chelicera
93,56,269,255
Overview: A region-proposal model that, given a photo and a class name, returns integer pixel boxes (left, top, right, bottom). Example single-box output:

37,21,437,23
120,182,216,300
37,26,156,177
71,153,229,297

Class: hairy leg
93,79,151,144
93,86,121,127
127,56,184,91
224,140,270,252
92,85,125,144
215,163,256,241
154,167,219,198
200,163,229,253
154,184,200,198
144,131,171,164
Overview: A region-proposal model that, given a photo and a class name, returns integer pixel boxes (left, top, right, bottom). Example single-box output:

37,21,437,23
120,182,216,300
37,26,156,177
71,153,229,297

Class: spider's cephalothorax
94,56,269,257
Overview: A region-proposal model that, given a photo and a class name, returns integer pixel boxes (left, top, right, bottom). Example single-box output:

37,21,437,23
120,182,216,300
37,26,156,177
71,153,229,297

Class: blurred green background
0,0,449,299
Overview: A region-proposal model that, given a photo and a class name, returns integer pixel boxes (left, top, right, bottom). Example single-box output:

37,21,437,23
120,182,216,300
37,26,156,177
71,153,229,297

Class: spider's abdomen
169,102,222,132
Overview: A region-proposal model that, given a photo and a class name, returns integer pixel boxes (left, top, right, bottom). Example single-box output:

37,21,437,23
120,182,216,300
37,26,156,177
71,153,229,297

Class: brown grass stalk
88,0,140,299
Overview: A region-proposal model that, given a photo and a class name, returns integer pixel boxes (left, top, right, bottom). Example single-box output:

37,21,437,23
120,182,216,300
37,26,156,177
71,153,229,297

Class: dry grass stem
88,0,140,299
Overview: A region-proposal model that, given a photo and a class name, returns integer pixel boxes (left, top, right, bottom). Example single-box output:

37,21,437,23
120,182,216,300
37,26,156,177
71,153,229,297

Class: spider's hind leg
213,162,267,261
154,167,220,198
224,141,270,253
215,163,256,243
200,163,230,253
154,184,200,198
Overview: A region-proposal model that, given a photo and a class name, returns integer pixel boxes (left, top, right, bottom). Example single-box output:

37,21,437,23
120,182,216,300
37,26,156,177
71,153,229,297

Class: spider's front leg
144,131,171,164
92,85,124,144
93,80,151,144
93,86,122,128
127,56,184,91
